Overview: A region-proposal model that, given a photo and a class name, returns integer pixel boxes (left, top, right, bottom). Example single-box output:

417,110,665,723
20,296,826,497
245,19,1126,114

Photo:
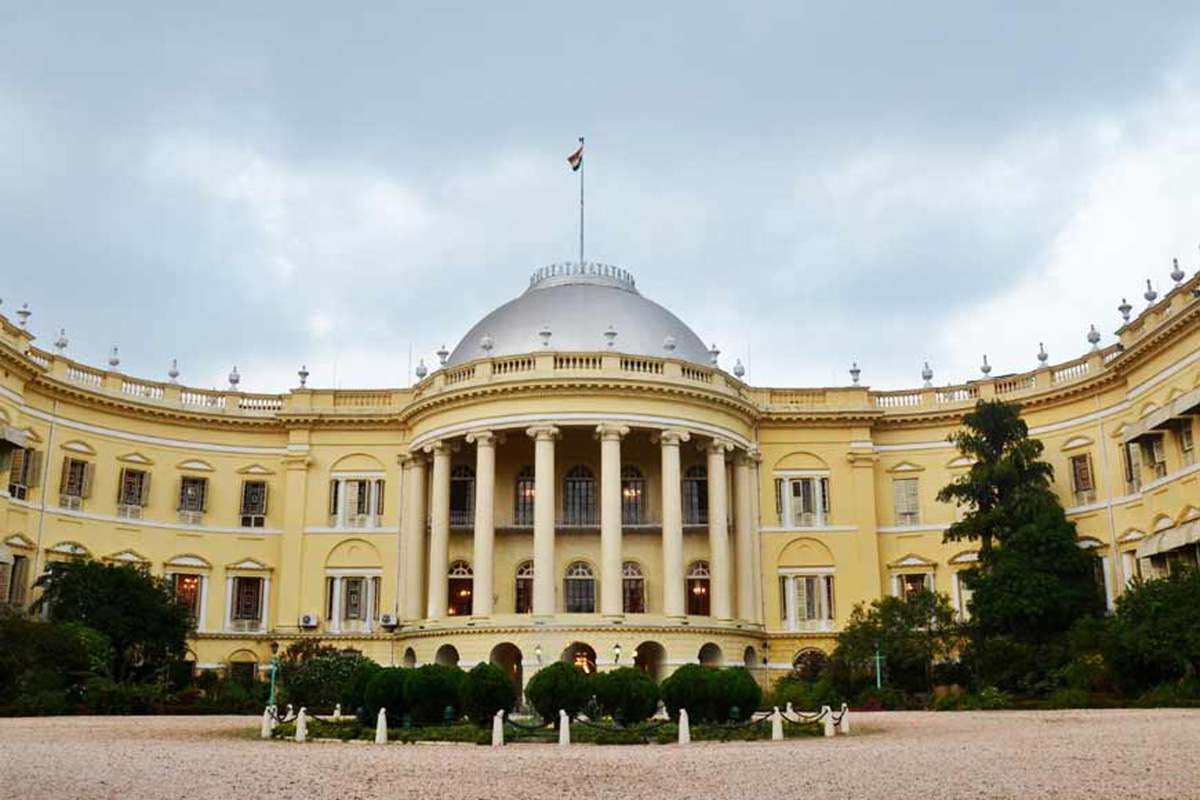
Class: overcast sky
3,2,1200,392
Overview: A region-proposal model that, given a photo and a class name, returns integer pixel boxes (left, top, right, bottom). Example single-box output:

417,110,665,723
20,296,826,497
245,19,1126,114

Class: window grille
513,466,535,526
563,561,596,613
563,466,596,525
682,466,708,524
514,561,534,613
621,561,646,613
620,466,645,524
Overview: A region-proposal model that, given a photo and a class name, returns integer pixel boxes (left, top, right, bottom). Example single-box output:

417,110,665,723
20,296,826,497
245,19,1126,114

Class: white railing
875,391,922,408
66,365,103,386
181,390,226,409
122,379,164,400
1052,360,1090,384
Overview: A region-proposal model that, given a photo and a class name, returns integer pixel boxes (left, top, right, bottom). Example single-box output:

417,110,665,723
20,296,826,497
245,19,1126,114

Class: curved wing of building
0,262,1197,684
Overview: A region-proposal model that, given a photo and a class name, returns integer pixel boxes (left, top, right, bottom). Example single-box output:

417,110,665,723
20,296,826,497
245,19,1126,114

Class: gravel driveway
1,709,1197,799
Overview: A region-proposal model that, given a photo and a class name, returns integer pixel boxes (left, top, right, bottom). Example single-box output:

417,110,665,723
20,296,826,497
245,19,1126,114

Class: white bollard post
284,704,295,722
821,705,835,738
261,707,273,739
838,703,851,736
678,709,690,745
653,700,668,720
785,701,794,718
269,705,278,731
334,703,341,719
375,708,388,744
295,708,308,743
771,706,783,741
558,710,570,746
492,709,504,747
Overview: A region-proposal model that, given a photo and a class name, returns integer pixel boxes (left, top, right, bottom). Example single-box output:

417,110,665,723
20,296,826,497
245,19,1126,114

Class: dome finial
1171,257,1186,286
708,343,720,366
921,361,933,387
733,358,745,379
1118,297,1132,323
1144,279,1157,304
1087,324,1101,351
849,362,861,385
980,355,991,376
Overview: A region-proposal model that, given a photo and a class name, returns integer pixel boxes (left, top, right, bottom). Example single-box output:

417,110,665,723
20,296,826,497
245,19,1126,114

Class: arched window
563,561,596,613
686,560,710,616
683,465,708,525
447,560,473,617
514,560,534,614
450,465,475,526
563,466,596,525
514,466,535,526
622,561,646,613
621,465,646,524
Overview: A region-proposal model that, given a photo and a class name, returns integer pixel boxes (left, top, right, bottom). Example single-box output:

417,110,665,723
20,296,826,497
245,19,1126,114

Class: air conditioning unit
299,613,319,629
59,495,82,511
178,510,204,525
117,504,143,520
379,613,399,628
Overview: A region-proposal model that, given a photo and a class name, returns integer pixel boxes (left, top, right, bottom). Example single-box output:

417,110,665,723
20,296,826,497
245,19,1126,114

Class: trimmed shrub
766,676,842,712
660,664,715,721
711,667,761,721
278,643,374,710
344,661,383,723
365,668,409,725
1104,570,1200,692
525,662,590,725
592,667,659,725
460,662,516,727
404,664,465,724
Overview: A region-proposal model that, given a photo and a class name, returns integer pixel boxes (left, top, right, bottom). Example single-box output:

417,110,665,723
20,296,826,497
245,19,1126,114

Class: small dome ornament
108,345,121,370
604,325,618,348
297,364,308,388
849,362,861,385
1118,297,1132,323
662,334,677,353
16,303,31,329
538,326,552,348
980,355,992,376
708,343,720,366
1143,279,1157,304
415,359,428,380
1087,324,1101,351
228,366,240,390
480,334,494,355
436,344,449,366
1037,342,1048,365
733,359,746,379
921,362,934,387
168,359,180,383
53,328,68,353
1171,258,1186,286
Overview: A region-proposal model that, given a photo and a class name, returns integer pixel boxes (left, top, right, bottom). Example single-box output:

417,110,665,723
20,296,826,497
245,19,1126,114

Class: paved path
1,710,1198,799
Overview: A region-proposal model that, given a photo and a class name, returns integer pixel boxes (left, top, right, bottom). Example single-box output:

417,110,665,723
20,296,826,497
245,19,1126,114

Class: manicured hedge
459,662,516,727
592,667,659,725
525,661,590,725
404,664,465,724
364,668,409,725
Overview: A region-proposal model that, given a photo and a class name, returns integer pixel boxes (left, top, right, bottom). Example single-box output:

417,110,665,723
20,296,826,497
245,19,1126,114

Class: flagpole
578,135,585,265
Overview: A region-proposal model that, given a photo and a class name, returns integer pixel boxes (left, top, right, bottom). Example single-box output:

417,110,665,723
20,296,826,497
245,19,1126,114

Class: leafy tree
591,667,659,725
459,662,517,727
524,661,590,725
659,664,716,721
34,560,192,681
710,667,762,720
830,590,961,695
277,641,374,709
1104,569,1200,691
0,615,107,710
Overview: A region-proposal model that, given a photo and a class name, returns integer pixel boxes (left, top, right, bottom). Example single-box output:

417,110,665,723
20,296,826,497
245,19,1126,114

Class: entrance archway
698,642,723,666
490,642,524,695
743,645,759,668
633,641,666,682
402,647,417,668
435,644,460,667
560,642,597,674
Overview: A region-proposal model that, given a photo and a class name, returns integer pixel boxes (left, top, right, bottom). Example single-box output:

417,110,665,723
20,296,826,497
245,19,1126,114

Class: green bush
459,662,516,727
710,667,761,721
854,685,910,710
1104,570,1200,692
972,686,1013,710
591,667,659,725
660,664,715,721
277,642,374,710
365,668,409,725
404,664,464,724
343,661,383,722
765,676,842,712
525,662,591,725
1133,680,1200,708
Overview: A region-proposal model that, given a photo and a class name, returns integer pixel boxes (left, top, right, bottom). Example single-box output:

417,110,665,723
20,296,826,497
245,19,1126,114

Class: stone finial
228,366,240,390
662,334,676,353
108,345,120,369
16,303,30,329
1171,257,1186,286
604,325,617,348
297,364,308,388
415,358,428,379
1087,324,1101,351
708,343,720,366
980,354,991,376
53,328,68,353
436,344,450,366
538,326,551,348
733,359,745,379
1118,297,1132,323
1037,342,1048,365
1144,279,1157,304
168,359,180,383
849,362,861,385
480,334,494,354
921,361,933,387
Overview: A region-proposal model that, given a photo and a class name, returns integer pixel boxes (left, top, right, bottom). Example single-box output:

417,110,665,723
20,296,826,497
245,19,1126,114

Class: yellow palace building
0,262,1197,688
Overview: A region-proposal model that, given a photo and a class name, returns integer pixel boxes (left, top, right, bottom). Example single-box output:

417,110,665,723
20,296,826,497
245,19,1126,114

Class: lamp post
613,643,621,666
873,640,884,690
268,641,281,708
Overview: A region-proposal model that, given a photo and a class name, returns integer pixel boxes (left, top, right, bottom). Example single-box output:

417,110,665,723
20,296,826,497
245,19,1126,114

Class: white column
261,576,271,633
401,456,427,621
330,576,343,632
706,439,733,620
733,451,755,622
597,424,629,617
659,429,689,618
426,441,453,620
468,430,497,618
223,575,234,631
197,574,209,633
527,425,559,616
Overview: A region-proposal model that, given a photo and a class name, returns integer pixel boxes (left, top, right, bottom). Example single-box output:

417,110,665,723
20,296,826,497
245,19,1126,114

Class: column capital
594,423,630,441
525,424,561,441
397,451,425,468
422,439,459,455
734,447,761,466
701,437,736,456
465,429,501,446
653,428,691,446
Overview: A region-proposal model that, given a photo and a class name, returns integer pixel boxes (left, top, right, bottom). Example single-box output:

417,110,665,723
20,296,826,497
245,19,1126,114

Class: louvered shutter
774,479,783,521
117,468,128,503
375,480,385,515
778,576,788,624
176,478,185,511
0,563,10,606
9,449,25,486
199,478,208,512
59,458,71,494
329,481,339,515
346,480,360,518
819,478,830,516
139,471,152,507
260,482,269,515
24,450,42,488
81,462,94,498
824,575,835,620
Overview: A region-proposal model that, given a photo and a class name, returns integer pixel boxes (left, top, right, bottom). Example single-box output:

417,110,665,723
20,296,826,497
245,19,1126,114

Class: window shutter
199,478,208,512
794,577,810,620
819,478,830,515
239,482,250,515
376,480,385,515
325,577,334,619
176,478,185,511
59,458,71,494
24,450,42,488
81,462,94,498
1076,456,1094,492
824,575,835,620
261,482,269,515
774,479,783,520
9,448,25,485
778,575,787,624
116,467,128,503
328,481,339,515
346,480,360,517
0,563,10,606
139,471,152,507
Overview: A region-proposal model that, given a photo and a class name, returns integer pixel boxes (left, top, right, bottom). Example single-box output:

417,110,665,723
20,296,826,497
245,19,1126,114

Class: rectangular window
1179,420,1194,467
178,476,208,513
564,578,595,613
515,575,533,614
892,478,920,526
896,572,932,602
59,457,92,499
1143,436,1168,479
232,576,263,622
7,447,41,500
343,577,366,621
118,468,150,507
779,573,835,631
954,571,973,621
240,481,268,527
171,574,203,619
5,555,28,606
1123,442,1142,492
1069,454,1096,505
785,477,830,527
622,575,646,614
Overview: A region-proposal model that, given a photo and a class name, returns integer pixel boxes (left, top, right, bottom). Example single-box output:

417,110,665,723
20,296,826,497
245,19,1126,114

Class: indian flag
567,141,584,171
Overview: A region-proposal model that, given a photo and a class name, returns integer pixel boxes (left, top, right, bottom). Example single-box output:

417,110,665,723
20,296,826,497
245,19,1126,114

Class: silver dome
446,262,711,367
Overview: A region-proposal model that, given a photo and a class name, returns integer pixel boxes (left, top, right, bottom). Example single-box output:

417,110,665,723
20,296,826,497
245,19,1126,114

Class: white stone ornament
1171,257,1186,286
436,344,450,366
771,707,783,740
491,709,504,747
849,362,861,385
838,703,852,735
538,326,552,348
822,705,835,738
1144,279,1157,304
678,708,690,745
108,345,120,369
1118,297,1132,323
980,355,991,376
604,325,617,348
1037,343,1048,365
169,359,180,383
260,707,273,739
480,334,494,354
16,303,30,329
1087,325,1101,351
733,358,745,379
415,359,428,379
294,708,308,742
921,362,933,387
53,328,68,353
375,708,387,744
297,364,308,388
663,334,676,353
708,343,720,366
558,709,570,746
228,366,240,390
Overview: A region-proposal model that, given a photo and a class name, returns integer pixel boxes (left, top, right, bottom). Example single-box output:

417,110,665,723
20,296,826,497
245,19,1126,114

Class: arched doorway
698,642,723,666
490,643,524,696
560,642,597,674
435,644,460,667
633,641,666,683
403,647,417,668
743,645,759,668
